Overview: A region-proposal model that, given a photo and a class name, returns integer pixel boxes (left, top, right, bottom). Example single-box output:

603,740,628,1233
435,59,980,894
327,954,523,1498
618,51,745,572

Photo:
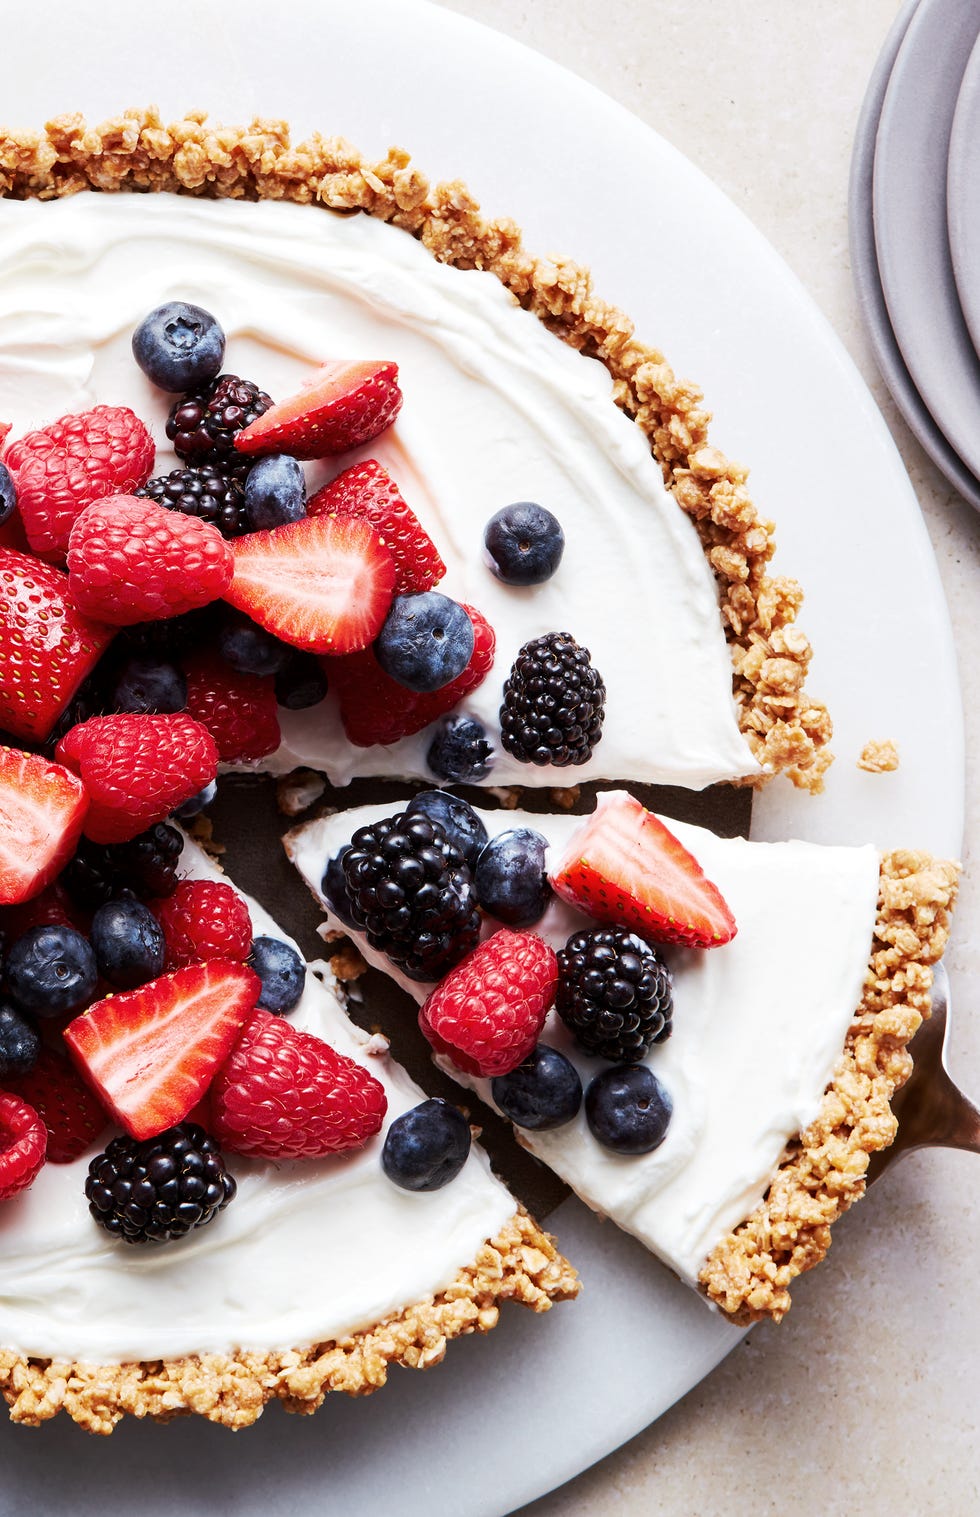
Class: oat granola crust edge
699,850,960,1324
0,107,832,792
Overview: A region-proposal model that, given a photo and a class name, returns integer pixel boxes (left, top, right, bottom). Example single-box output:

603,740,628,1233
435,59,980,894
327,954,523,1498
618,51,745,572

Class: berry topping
426,713,494,784
5,924,98,1017
320,846,357,928
64,960,260,1141
90,898,166,990
274,651,330,710
248,936,306,1015
154,879,253,969
132,303,225,392
136,464,249,538
405,790,489,872
0,746,89,906
381,1098,472,1192
342,810,481,983
500,631,605,767
419,929,558,1079
167,374,273,471
211,1009,388,1160
549,792,737,949
490,1044,583,1131
85,1123,236,1245
584,1065,673,1155
556,927,673,1062
182,651,281,763
56,712,218,845
309,459,445,594
243,453,307,531
61,823,183,911
4,404,155,559
0,462,17,526
0,1002,40,1080
0,1093,47,1201
484,502,565,586
374,591,474,693
216,611,291,678
110,655,187,716
474,827,552,928
5,1045,109,1163
234,359,403,460
0,880,84,941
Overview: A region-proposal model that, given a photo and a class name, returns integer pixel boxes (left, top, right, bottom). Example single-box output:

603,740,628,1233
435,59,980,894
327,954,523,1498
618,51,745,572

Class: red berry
211,1009,388,1159
155,879,253,969
182,651,281,763
308,459,445,594
234,360,403,460
419,929,558,1078
0,881,88,941
66,495,233,625
4,1046,108,1164
5,405,155,560
55,712,218,845
0,746,89,905
0,1092,47,1200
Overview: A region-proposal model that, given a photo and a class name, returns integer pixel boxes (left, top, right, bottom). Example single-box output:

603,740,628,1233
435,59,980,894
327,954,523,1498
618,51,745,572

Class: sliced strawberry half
234,360,403,460
549,792,738,950
4,1046,109,1164
64,961,261,1141
0,747,89,906
308,459,445,594
224,514,396,655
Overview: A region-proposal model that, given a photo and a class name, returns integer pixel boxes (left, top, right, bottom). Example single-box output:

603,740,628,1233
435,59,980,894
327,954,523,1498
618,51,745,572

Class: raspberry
5,405,155,559
211,1009,388,1159
182,651,281,763
0,1091,47,1200
5,1046,108,1164
308,459,446,593
154,879,253,969
419,929,558,1078
67,495,234,625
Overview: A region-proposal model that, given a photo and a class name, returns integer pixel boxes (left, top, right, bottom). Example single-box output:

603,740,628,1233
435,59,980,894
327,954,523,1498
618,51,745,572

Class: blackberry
119,605,219,662
166,373,273,472
499,632,605,767
342,811,481,982
62,823,183,911
556,928,673,1063
136,463,249,537
85,1123,237,1245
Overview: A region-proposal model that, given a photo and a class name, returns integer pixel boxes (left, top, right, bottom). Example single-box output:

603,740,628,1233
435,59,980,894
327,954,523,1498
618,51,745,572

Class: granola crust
0,1206,577,1435
699,849,959,1324
0,107,832,792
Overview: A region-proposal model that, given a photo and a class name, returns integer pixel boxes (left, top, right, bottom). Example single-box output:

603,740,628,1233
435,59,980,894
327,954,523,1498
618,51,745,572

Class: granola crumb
186,814,223,856
858,739,900,773
276,768,327,816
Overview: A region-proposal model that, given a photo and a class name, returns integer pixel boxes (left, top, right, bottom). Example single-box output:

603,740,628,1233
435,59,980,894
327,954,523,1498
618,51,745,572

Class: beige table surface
430,2,980,1513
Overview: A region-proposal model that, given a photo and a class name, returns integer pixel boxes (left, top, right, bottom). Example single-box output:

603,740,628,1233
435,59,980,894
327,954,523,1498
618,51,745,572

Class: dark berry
42,672,107,756
556,928,673,1062
110,655,187,715
474,827,552,928
585,1065,672,1154
243,453,307,531
172,779,218,820
217,612,291,678
0,462,17,526
0,1001,40,1079
136,464,249,537
166,373,273,472
132,302,225,391
248,936,306,1015
85,1123,237,1245
274,651,329,710
426,713,494,783
491,1044,582,1131
321,846,358,929
5,925,98,1016
90,899,166,990
484,502,565,585
62,823,183,911
500,631,605,767
373,592,474,693
405,791,489,873
381,1098,471,1191
120,605,218,661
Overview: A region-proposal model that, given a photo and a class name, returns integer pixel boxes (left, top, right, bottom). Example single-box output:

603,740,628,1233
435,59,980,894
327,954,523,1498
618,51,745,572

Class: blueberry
484,502,565,586
217,612,291,678
274,651,329,710
248,936,306,1014
491,1044,582,1131
374,593,474,693
243,454,307,531
405,791,488,872
381,1098,471,1191
426,714,494,784
132,301,225,391
584,1065,672,1155
90,899,166,990
474,828,551,928
0,1001,40,1079
5,925,98,1016
172,779,218,820
0,463,17,527
111,655,187,715
321,846,357,927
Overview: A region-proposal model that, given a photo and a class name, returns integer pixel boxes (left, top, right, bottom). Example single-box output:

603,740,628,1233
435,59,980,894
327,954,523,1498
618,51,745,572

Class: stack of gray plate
850,0,980,508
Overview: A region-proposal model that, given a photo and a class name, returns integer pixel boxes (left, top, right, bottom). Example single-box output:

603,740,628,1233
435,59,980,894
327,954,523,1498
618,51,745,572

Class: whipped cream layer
0,191,759,791
0,837,515,1362
287,796,881,1286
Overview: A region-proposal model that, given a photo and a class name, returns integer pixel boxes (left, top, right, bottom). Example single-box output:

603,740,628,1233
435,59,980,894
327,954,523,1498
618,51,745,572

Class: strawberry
0,422,11,452
0,1092,47,1200
64,960,260,1142
234,360,403,460
5,405,155,559
182,651,281,763
549,792,738,949
419,930,558,1079
211,1009,387,1160
55,712,218,845
0,747,89,905
155,879,253,969
223,514,396,655
308,459,445,594
0,549,115,743
4,1046,108,1163
66,495,234,625
327,603,495,746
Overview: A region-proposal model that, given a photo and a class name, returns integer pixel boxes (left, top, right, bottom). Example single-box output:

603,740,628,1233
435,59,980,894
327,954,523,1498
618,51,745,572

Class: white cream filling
0,191,760,791
287,795,881,1286
0,836,516,1362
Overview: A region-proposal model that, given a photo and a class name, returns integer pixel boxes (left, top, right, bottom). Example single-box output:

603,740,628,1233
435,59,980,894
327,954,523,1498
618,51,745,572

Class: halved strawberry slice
308,459,446,594
5,1046,108,1164
234,360,403,460
549,792,737,949
224,514,396,655
0,747,89,906
64,961,260,1141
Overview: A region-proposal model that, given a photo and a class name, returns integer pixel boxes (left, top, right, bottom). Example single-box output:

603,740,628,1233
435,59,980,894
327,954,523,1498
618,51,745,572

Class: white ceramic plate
0,2,964,1514
947,29,980,359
